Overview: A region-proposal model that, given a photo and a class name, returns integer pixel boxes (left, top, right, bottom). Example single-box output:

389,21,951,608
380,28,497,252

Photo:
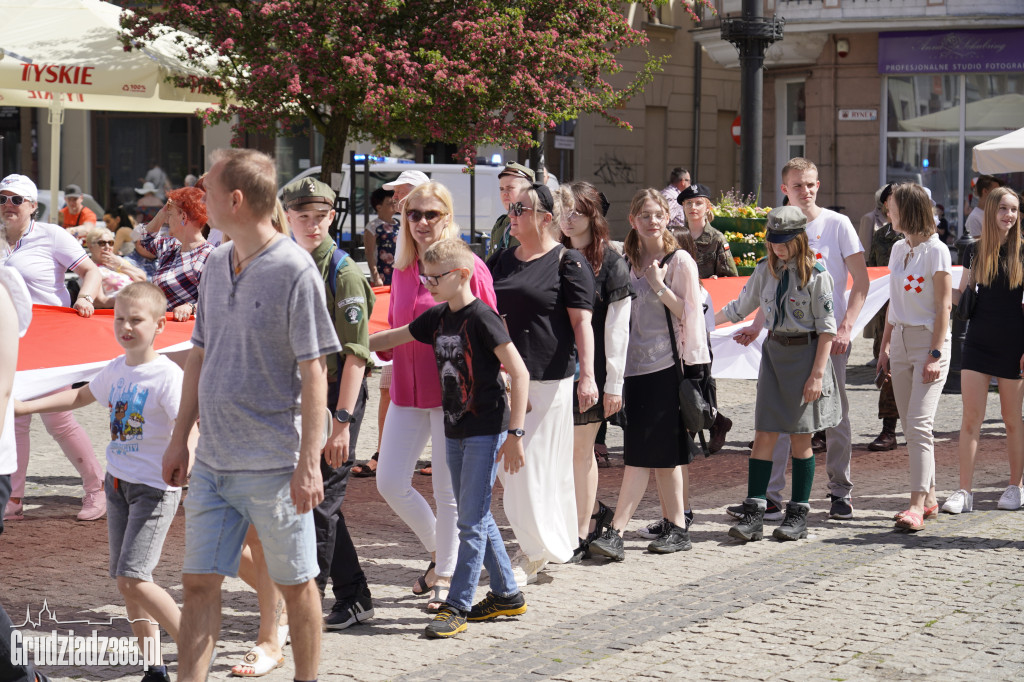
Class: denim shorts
106,473,182,582
182,462,318,586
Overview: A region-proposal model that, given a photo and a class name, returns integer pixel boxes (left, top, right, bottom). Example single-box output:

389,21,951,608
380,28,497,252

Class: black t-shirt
591,246,634,390
409,298,511,439
489,246,596,380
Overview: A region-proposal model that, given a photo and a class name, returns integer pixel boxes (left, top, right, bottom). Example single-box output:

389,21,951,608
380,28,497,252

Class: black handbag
955,267,977,322
662,285,715,455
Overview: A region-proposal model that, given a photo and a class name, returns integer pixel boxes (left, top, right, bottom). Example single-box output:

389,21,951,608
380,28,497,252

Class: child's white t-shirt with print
89,355,183,491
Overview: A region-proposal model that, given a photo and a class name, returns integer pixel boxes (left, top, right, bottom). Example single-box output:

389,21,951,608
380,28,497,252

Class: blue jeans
445,433,519,612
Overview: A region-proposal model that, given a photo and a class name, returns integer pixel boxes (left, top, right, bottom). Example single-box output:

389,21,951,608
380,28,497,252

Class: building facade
694,0,1024,235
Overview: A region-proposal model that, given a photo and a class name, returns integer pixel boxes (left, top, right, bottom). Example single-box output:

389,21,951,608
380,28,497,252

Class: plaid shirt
140,233,214,310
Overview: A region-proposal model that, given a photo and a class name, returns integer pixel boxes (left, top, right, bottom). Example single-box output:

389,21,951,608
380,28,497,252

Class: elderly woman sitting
85,227,147,307
136,186,214,321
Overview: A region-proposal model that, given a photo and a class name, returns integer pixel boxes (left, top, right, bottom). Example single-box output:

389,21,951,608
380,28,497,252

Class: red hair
167,186,207,227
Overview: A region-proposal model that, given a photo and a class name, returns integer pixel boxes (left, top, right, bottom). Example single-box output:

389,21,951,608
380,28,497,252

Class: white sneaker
997,485,1024,511
510,551,545,587
941,489,973,514
77,489,106,521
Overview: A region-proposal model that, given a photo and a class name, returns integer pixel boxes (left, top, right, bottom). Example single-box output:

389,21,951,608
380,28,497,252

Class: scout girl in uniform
715,206,841,542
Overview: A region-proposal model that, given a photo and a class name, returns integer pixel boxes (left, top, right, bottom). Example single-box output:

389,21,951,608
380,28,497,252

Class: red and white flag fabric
15,270,963,397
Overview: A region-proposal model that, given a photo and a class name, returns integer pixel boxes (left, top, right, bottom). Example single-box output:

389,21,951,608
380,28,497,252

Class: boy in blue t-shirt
17,282,185,682
370,238,530,639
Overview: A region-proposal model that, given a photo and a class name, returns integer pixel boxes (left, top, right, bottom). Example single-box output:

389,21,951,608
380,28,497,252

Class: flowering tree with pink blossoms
122,1,714,174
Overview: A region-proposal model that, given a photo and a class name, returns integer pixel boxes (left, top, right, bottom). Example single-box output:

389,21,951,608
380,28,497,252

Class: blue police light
490,153,503,166
922,159,930,168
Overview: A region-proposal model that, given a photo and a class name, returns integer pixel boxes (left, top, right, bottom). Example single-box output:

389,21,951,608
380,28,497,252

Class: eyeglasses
566,209,582,222
406,209,446,224
92,239,115,247
418,269,461,287
638,212,667,222
508,202,549,217
0,195,29,206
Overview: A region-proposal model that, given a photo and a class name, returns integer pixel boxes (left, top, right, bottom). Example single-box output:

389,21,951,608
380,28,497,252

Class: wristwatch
80,294,94,303
655,286,668,298
507,428,525,438
929,349,942,359
334,409,356,424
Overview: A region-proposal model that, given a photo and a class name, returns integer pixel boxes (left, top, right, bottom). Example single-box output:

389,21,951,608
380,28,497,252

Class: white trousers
375,405,459,577
497,378,576,564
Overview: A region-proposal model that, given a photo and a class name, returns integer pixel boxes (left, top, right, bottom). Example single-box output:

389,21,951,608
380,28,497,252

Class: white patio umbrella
972,127,1024,174
0,0,225,196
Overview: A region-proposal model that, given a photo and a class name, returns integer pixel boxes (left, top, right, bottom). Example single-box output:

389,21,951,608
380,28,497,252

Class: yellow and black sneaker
467,591,527,621
424,606,468,638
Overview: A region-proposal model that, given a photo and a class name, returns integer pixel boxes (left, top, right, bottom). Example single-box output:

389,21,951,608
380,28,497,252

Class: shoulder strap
812,261,826,273
328,247,349,297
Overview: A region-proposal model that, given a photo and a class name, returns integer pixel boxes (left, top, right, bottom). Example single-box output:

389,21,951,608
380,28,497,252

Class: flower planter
737,265,757,276
712,216,767,235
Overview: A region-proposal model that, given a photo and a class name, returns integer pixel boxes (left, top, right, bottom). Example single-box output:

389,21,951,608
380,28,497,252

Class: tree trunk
318,115,351,185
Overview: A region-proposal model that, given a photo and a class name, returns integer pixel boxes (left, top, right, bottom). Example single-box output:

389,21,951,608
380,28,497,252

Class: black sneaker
467,591,527,621
728,500,765,542
324,591,375,630
728,500,783,521
588,500,613,542
647,521,692,553
141,667,170,682
588,527,625,561
567,537,589,564
424,605,467,638
636,518,666,540
827,494,854,520
772,502,809,541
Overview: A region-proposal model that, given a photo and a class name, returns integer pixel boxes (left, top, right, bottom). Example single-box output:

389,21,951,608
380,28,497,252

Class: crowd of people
0,150,1022,680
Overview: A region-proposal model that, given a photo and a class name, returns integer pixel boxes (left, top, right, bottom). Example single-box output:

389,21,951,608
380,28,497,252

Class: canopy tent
972,127,1024,174
897,94,1024,133
0,0,224,197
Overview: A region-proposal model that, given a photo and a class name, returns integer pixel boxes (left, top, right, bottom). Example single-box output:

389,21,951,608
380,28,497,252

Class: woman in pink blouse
378,181,497,611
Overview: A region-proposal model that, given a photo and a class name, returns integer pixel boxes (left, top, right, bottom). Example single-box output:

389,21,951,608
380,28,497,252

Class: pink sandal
894,510,925,531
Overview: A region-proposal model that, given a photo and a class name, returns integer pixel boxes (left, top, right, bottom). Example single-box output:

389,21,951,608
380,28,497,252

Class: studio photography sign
879,28,1024,74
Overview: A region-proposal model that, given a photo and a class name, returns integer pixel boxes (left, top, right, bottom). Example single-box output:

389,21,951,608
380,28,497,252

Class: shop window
775,79,806,203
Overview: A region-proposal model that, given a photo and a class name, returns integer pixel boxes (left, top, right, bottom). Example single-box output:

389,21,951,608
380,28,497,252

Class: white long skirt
497,377,576,564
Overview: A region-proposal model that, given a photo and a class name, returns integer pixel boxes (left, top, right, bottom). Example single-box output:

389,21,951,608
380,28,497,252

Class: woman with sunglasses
85,227,147,307
0,173,105,522
488,182,597,585
135,186,213,322
589,189,709,560
555,181,633,562
378,181,497,611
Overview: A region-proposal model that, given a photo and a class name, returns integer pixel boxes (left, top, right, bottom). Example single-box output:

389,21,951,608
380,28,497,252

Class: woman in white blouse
877,183,952,531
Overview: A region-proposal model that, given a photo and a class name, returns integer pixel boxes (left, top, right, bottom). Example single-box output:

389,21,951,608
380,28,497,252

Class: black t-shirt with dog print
409,298,511,439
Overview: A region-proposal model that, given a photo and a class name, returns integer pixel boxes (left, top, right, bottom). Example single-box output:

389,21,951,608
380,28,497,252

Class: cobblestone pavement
5,340,1024,680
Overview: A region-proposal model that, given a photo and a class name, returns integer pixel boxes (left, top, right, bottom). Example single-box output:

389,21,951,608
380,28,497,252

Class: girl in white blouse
877,183,952,531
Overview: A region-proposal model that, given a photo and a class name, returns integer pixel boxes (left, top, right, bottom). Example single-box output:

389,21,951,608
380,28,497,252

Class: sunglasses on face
418,269,461,287
93,239,115,247
508,202,549,217
406,209,445,224
0,195,29,206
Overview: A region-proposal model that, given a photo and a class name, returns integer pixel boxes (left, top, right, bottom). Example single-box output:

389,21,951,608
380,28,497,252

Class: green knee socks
747,458,774,500
792,456,816,505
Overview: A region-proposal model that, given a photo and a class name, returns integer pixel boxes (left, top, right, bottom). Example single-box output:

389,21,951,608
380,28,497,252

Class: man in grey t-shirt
163,149,340,681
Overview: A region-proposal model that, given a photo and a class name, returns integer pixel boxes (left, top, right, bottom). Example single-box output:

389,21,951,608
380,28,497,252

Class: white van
280,161,505,241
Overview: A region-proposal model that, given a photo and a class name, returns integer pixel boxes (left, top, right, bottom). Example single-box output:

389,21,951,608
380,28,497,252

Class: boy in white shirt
17,282,185,682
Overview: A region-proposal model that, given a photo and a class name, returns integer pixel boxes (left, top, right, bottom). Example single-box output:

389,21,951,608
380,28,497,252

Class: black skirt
623,366,700,468
572,380,606,426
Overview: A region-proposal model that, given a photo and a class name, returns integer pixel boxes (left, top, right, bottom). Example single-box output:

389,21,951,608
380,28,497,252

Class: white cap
382,170,430,191
0,174,38,201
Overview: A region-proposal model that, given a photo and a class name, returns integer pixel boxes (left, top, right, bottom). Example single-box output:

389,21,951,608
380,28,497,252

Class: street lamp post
721,0,784,197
